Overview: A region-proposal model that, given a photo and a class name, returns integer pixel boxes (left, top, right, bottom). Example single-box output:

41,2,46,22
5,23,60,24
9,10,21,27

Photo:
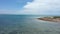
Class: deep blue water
0,15,60,34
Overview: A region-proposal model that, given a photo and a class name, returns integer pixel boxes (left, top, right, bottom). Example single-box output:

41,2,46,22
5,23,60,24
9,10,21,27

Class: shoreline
38,16,60,22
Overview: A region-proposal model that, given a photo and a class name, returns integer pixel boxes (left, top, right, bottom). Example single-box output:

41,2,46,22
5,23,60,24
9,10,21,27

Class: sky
0,0,60,15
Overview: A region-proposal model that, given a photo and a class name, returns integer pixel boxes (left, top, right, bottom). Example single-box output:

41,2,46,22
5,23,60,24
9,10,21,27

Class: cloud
19,0,60,15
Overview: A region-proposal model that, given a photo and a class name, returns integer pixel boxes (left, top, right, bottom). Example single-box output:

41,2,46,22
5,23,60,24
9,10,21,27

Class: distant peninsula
38,16,60,22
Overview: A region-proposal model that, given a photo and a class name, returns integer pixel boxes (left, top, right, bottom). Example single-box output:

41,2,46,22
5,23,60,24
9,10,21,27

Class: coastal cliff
38,16,60,22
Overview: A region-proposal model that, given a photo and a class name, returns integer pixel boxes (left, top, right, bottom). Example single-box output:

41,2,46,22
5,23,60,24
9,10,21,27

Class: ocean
0,15,60,34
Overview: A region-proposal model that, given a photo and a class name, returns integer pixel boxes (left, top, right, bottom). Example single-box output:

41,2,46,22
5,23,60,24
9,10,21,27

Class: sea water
0,15,60,34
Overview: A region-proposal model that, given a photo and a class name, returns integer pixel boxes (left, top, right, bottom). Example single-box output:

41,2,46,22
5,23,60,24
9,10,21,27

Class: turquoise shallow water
0,15,60,34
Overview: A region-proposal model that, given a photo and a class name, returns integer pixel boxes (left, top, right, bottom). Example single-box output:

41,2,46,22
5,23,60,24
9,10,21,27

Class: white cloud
18,0,60,15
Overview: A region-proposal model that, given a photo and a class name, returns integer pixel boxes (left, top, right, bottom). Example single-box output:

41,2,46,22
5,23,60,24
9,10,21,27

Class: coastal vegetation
52,16,60,19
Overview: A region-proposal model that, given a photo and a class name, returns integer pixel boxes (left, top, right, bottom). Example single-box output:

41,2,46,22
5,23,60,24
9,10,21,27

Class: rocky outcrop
38,17,60,22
